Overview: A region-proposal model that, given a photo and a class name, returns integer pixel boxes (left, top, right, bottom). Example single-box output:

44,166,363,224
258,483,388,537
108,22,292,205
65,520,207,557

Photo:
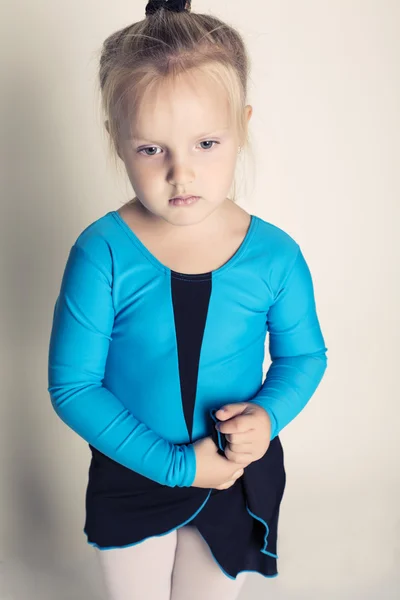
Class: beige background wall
1,1,399,598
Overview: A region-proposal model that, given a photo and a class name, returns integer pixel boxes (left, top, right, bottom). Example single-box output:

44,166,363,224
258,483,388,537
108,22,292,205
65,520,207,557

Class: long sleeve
250,245,328,440
47,243,196,488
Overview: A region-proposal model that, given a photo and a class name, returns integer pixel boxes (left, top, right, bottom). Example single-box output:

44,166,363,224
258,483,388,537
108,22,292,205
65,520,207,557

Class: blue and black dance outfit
47,210,328,580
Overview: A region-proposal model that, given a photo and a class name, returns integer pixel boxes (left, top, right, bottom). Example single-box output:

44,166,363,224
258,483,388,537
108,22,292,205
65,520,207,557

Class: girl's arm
47,243,196,488
250,246,328,439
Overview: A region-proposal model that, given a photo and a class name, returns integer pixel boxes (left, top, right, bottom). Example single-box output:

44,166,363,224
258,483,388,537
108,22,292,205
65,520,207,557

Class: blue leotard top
48,210,328,488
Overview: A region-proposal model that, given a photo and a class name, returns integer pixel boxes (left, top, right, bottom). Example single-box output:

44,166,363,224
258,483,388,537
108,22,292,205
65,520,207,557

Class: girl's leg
95,529,178,600
170,524,248,600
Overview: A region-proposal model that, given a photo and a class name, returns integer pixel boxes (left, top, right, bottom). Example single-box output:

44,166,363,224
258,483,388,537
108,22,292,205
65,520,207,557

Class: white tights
95,524,248,600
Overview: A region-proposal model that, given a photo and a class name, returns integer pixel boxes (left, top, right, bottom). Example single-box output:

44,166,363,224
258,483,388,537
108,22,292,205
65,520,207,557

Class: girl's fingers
224,431,254,443
216,480,234,490
224,447,253,465
215,469,244,490
227,442,253,453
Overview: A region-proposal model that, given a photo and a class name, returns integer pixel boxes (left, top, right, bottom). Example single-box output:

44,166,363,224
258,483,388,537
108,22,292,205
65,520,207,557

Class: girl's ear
239,105,253,147
245,105,253,133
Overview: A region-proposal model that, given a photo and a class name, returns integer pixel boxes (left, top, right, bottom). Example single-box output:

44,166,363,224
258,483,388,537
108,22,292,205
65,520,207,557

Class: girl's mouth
169,196,200,206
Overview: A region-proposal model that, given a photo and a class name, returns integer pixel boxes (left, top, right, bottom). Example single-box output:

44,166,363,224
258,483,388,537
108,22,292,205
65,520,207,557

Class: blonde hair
97,3,254,203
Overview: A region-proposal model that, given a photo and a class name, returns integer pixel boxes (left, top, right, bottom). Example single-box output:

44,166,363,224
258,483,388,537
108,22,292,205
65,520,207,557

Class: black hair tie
145,0,192,16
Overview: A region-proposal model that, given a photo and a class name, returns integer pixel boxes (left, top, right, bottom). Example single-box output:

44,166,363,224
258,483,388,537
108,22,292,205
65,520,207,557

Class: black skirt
83,429,286,581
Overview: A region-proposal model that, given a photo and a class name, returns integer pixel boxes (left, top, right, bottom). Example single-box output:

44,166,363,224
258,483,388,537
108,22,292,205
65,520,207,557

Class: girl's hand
191,436,245,490
214,403,272,465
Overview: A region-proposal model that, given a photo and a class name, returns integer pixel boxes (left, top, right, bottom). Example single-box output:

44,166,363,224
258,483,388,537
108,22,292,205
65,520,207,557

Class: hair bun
145,0,192,16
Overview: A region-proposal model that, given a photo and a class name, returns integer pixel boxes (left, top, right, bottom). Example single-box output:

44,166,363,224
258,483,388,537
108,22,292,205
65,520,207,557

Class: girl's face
114,70,251,228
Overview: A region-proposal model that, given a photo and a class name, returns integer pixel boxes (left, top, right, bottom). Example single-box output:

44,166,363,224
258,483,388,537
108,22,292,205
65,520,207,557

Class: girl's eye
138,146,160,157
199,140,218,151
137,140,219,156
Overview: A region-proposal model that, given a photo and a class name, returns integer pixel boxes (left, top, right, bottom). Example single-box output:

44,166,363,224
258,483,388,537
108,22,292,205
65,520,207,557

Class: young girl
47,1,328,598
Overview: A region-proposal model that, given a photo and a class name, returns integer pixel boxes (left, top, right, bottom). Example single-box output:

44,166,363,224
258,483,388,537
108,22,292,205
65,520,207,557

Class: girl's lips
169,196,200,206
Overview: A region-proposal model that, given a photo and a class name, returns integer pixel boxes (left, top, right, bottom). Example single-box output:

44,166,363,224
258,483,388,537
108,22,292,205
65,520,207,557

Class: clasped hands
214,402,272,467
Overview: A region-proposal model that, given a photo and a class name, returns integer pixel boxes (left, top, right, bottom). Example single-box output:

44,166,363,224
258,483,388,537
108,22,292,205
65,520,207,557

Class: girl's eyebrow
130,127,230,142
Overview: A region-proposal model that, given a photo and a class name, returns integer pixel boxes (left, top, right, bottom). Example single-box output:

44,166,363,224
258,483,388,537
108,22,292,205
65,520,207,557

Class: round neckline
109,209,259,279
